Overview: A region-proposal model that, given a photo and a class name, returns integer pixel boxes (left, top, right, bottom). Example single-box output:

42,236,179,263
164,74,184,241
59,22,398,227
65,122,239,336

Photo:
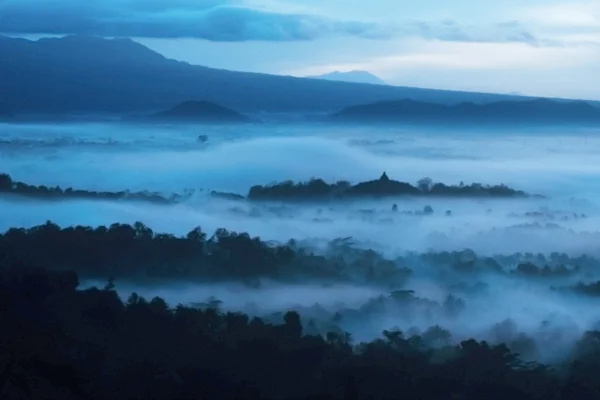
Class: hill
0,35,541,115
246,173,531,201
147,101,252,124
0,173,183,205
307,70,388,85
331,98,600,124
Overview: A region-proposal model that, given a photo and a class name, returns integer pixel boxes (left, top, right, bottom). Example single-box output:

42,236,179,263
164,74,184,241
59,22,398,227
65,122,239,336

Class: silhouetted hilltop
247,173,530,201
347,172,421,197
332,98,600,124
148,101,253,123
1,172,534,207
0,35,554,115
0,173,184,204
307,70,388,85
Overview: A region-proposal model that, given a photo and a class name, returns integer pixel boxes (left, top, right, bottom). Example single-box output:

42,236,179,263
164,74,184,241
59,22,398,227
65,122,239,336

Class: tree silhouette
1,263,600,399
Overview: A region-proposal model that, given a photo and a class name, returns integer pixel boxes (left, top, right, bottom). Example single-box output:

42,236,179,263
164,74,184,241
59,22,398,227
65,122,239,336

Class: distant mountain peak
4,34,597,116
307,70,388,86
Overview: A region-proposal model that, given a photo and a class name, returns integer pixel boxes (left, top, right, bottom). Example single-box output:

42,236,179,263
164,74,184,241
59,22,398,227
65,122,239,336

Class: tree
283,311,303,339
0,173,13,191
103,279,116,292
133,221,153,239
186,227,207,242
417,177,433,192
422,325,452,347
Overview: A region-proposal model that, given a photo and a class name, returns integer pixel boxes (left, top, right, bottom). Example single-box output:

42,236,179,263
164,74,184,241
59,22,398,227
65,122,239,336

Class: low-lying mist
80,253,600,363
5,121,600,366
2,194,600,257
2,122,600,198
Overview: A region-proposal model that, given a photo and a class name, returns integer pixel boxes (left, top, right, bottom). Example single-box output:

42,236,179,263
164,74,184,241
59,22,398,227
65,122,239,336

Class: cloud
280,37,600,99
398,20,537,45
514,2,600,47
287,39,595,76
0,0,538,43
525,2,600,28
376,40,593,70
0,0,390,41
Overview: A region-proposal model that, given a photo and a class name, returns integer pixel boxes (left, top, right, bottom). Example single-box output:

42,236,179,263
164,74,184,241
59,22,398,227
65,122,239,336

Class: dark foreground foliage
248,173,531,202
3,264,600,399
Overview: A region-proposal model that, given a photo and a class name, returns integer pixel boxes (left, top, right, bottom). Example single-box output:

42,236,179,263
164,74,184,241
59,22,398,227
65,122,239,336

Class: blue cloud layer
0,0,537,43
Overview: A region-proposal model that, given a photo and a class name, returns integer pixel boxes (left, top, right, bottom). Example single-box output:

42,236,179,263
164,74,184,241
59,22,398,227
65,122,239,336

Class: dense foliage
0,172,532,206
1,221,597,290
0,221,411,286
3,221,600,398
4,264,600,399
248,173,530,201
0,173,183,205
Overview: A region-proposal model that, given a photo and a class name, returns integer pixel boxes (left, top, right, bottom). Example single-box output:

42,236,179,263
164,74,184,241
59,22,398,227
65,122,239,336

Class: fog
3,122,600,197
81,264,600,362
4,121,600,362
3,195,600,257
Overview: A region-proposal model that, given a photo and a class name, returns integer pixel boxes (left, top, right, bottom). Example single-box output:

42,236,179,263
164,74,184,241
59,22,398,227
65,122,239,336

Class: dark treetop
0,172,534,206
247,173,531,201
2,259,600,399
0,173,183,205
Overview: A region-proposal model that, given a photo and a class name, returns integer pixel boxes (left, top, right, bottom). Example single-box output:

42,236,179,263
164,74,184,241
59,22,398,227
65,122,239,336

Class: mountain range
331,98,600,125
0,35,539,116
306,70,388,85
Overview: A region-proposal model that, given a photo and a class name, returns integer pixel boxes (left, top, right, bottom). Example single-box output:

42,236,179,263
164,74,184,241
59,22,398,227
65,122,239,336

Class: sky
1,0,599,99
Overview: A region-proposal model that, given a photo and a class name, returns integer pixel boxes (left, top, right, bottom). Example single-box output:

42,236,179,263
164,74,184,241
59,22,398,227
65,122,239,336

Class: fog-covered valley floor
3,121,600,362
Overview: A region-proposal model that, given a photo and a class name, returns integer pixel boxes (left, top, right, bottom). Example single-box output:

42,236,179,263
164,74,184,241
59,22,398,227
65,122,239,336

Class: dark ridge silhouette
145,101,254,124
0,172,533,207
247,173,532,202
0,173,186,205
3,262,600,399
0,35,564,115
331,98,600,125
